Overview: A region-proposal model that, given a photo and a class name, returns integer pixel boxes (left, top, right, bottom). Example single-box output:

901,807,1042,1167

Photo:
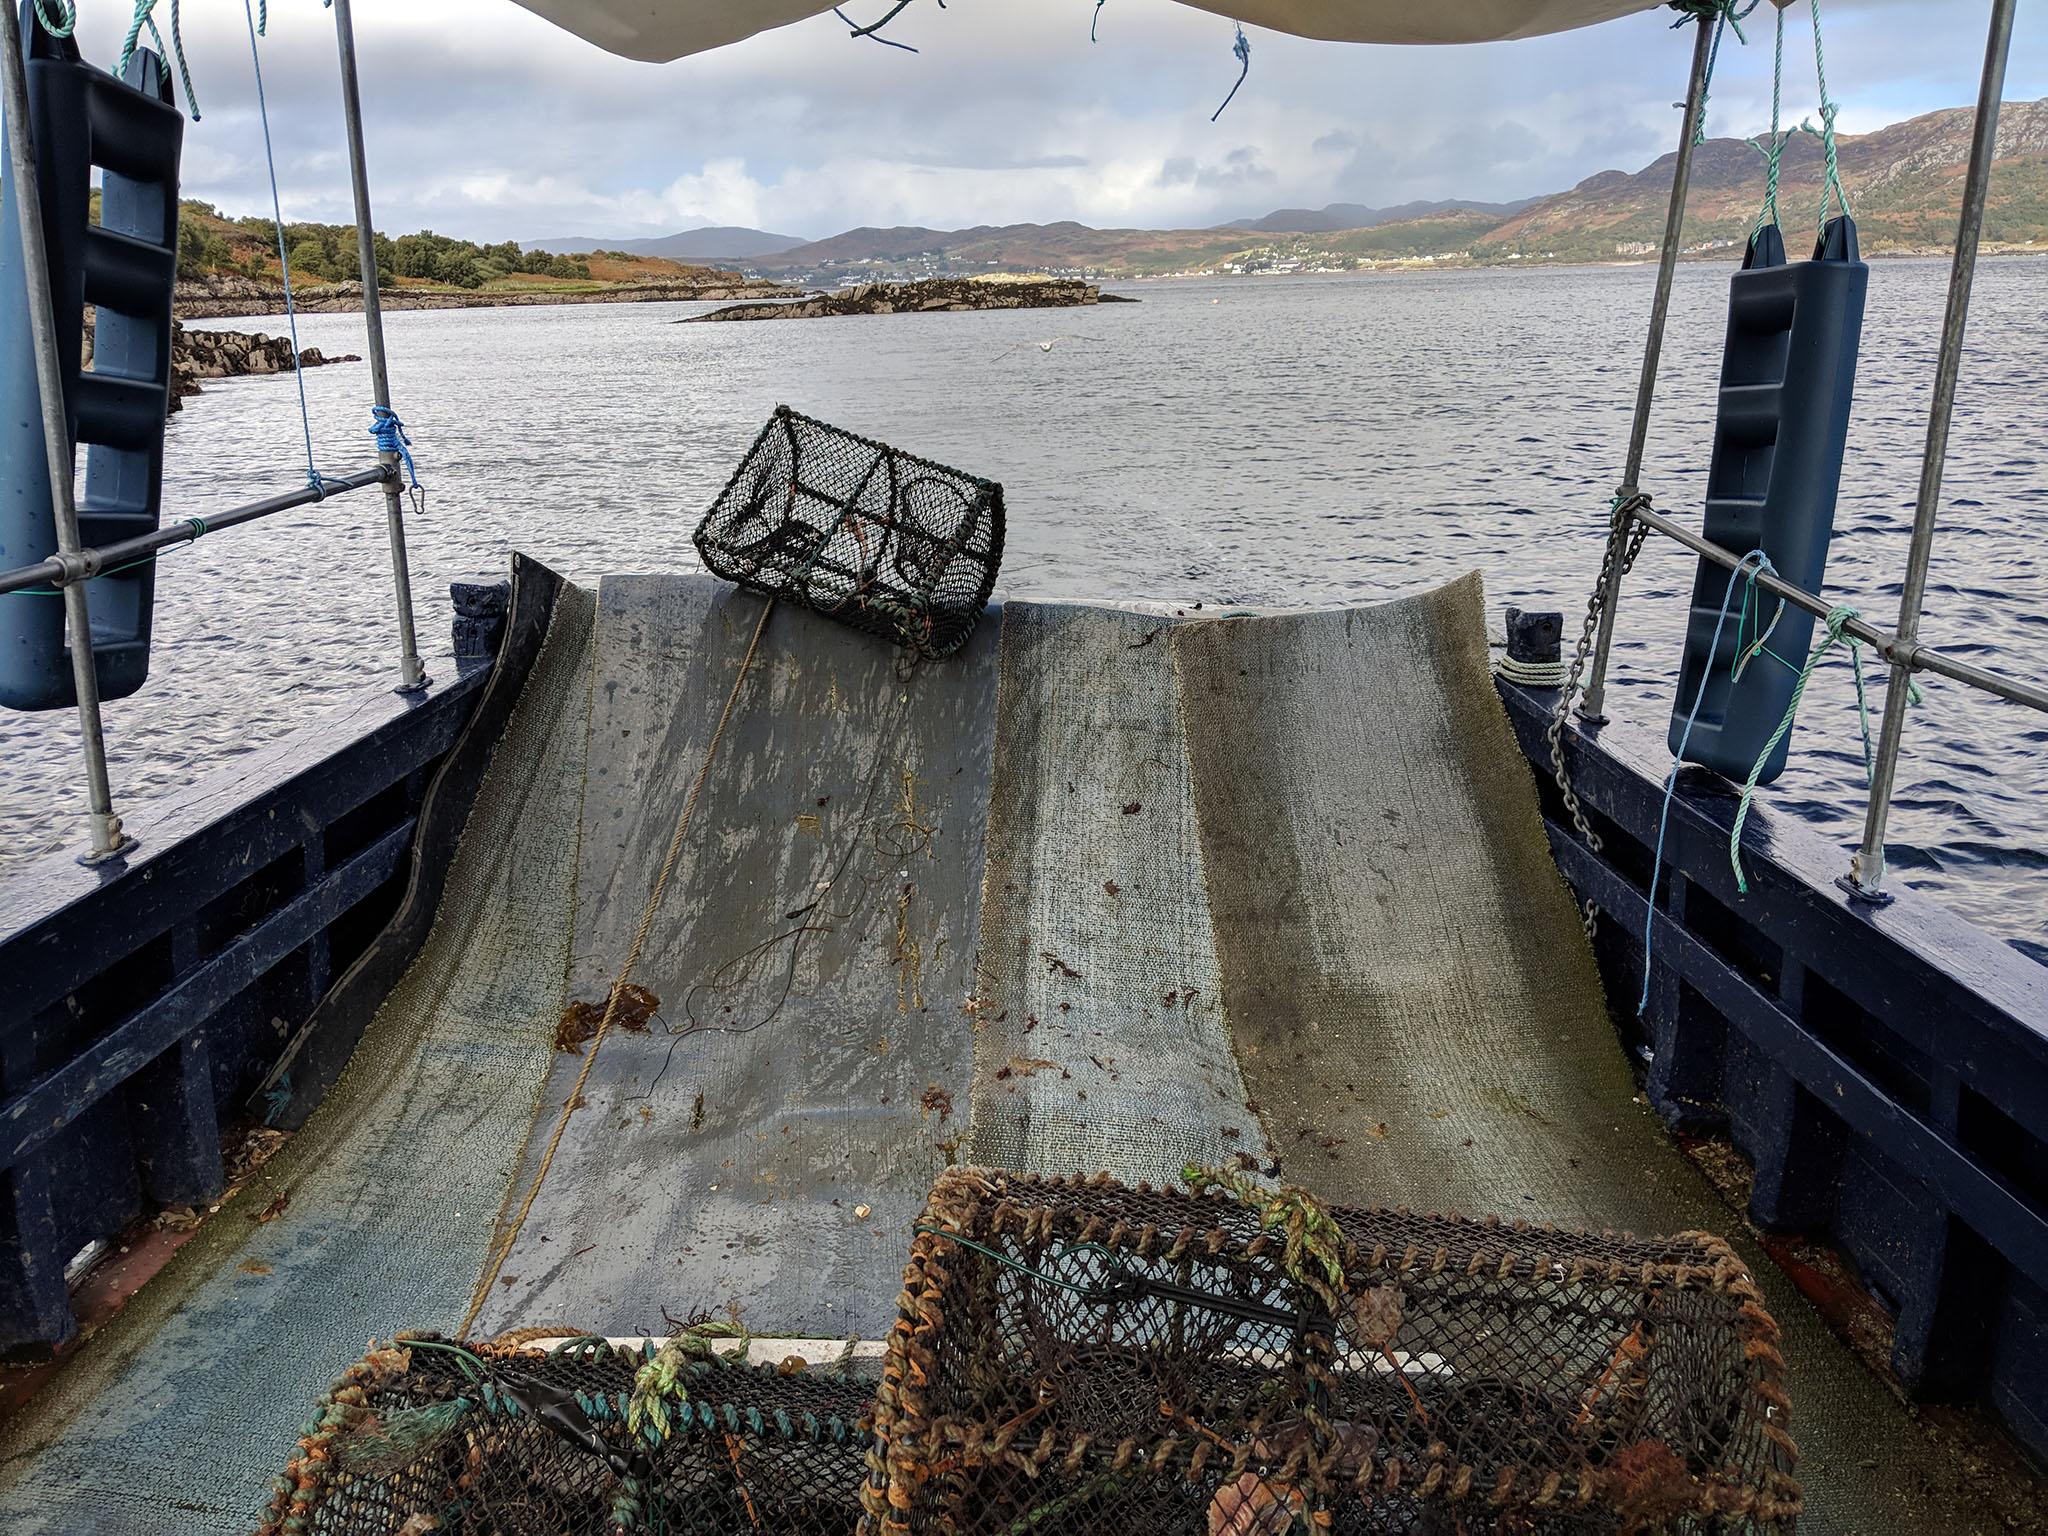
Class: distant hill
1226,197,1540,233
523,226,808,261
1476,97,2048,260
746,98,2048,275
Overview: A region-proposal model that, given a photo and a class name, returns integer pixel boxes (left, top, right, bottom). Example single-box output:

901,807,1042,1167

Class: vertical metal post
330,0,427,694
1579,14,1715,722
1848,0,2017,900
1,1,132,861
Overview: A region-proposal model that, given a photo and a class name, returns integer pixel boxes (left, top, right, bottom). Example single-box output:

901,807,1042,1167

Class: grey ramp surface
0,583,598,1536
477,576,996,1341
970,602,1264,1185
1173,574,2011,1533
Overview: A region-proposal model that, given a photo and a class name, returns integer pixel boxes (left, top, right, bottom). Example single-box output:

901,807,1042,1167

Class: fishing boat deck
0,570,2040,1532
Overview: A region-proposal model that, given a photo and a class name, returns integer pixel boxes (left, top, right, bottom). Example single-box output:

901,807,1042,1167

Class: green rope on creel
1728,604,1922,893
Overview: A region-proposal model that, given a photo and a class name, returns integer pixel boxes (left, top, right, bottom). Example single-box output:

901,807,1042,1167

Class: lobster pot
862,1170,1801,1535
262,1336,874,1536
694,406,1004,660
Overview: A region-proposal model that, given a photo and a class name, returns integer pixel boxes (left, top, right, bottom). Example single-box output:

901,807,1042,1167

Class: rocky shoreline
84,314,360,413
174,272,792,320
684,277,1134,323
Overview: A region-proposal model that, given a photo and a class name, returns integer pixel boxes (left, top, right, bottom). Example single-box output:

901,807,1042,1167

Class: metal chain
1547,494,1650,937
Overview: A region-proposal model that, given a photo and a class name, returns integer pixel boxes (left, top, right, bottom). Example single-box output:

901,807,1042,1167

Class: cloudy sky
48,0,2048,243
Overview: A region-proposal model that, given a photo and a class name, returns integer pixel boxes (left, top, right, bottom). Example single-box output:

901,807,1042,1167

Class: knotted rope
1729,603,1916,893
369,406,423,490
1669,0,1759,146
1211,22,1251,122
31,0,75,38
117,0,200,117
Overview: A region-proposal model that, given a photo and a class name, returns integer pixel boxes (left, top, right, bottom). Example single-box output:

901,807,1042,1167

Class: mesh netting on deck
260,1337,874,1536
861,1169,1802,1535
694,406,1004,659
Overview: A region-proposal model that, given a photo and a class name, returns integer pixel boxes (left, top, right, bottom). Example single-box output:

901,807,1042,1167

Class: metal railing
0,0,424,862
1576,0,2040,903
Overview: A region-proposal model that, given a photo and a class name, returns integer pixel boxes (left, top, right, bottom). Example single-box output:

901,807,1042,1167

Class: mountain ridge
519,226,807,261
543,97,2047,279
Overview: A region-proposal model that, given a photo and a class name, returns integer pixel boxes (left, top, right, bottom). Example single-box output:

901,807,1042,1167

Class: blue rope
1211,23,1251,122
370,407,422,490
1091,0,1106,42
832,0,937,52
242,0,336,496
1639,550,1774,1014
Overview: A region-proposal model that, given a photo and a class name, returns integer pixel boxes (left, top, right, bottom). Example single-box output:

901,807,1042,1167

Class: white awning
507,0,1667,64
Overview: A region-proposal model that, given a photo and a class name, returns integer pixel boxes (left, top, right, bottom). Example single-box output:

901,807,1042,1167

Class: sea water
1,257,2042,958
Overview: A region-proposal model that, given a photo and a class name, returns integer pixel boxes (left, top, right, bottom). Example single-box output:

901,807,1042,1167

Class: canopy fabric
509,0,1666,63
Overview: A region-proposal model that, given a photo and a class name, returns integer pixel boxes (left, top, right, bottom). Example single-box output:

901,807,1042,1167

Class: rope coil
369,407,423,490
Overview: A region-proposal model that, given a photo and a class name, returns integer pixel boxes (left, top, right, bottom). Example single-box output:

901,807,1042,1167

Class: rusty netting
694,405,1004,660
258,1332,875,1536
861,1168,1802,1535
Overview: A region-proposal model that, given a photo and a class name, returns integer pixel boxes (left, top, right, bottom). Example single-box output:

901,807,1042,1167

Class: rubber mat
474,577,998,1342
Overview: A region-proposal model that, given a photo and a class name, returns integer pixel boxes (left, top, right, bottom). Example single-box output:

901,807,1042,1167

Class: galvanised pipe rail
1579,11,1714,723
1622,499,2048,715
1849,0,2021,901
331,0,428,696
0,464,394,596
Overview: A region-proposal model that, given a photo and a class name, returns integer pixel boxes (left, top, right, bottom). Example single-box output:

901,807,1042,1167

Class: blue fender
1669,215,1867,783
0,6,182,711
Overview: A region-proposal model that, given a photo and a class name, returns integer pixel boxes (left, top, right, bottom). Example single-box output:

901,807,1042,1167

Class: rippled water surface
3,260,2044,958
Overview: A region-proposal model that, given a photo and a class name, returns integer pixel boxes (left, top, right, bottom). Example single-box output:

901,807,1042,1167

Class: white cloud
42,0,2048,241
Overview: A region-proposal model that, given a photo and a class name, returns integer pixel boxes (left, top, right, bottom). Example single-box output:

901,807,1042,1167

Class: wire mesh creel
259,1335,875,1535
694,406,1005,660
861,1169,1802,1535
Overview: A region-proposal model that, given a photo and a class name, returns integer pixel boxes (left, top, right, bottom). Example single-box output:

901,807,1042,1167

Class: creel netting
259,1334,875,1536
860,1168,1802,1535
694,406,1004,661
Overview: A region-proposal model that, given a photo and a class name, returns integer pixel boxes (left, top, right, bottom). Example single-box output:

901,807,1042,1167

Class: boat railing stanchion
330,0,428,696
1846,0,2018,904
1,0,134,863
1579,11,1715,724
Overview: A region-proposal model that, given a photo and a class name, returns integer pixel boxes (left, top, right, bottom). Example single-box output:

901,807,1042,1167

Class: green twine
1749,0,1851,243
1729,605,1920,893
1670,0,1757,147
4,518,209,598
116,0,201,119
31,0,77,37
1804,0,1851,232
1749,3,1789,242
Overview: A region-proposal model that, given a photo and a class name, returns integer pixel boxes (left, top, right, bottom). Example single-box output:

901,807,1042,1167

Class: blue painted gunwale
1499,675,2048,1456
0,645,487,1349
